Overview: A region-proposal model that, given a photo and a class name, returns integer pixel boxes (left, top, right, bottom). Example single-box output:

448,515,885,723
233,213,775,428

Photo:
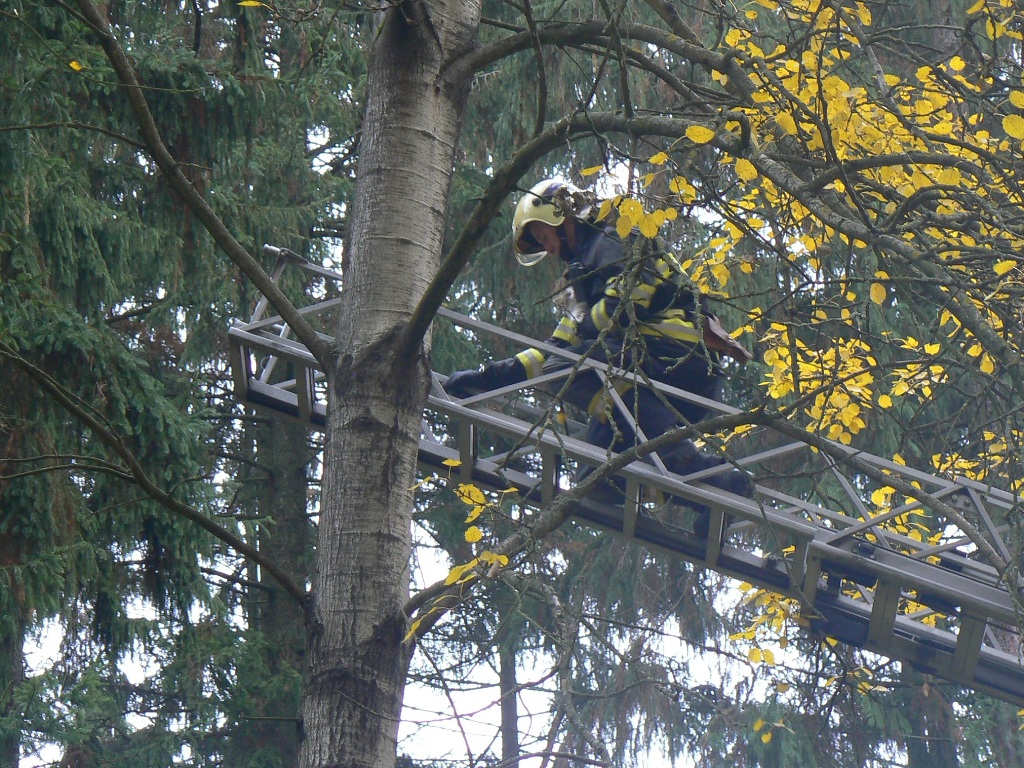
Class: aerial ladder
229,247,1024,707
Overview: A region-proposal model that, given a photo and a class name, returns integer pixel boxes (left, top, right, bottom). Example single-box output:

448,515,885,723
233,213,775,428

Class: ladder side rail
248,253,290,324
823,483,966,549
964,486,1014,564
811,590,1024,707
228,328,321,368
432,395,768,521
807,539,1019,625
234,297,345,334
823,454,897,552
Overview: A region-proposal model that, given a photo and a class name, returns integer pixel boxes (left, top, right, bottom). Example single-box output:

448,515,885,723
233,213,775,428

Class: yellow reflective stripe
515,348,546,379
639,324,702,343
586,381,634,419
639,310,701,343
590,300,613,331
629,282,656,307
552,316,581,345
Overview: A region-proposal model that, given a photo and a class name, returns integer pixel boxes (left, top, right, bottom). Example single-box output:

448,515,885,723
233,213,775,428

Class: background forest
2,0,1024,767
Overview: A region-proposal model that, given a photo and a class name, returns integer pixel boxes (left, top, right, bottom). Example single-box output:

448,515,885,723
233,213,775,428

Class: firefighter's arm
445,316,582,398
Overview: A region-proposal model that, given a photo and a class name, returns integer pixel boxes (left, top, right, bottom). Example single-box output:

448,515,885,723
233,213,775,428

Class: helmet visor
513,225,549,267
516,249,549,267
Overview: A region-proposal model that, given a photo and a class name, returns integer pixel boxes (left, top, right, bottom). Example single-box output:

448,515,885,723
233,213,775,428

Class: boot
660,439,753,499
573,418,628,506
660,439,752,539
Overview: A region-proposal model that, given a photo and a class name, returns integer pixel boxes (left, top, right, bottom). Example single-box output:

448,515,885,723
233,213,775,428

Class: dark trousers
543,337,721,457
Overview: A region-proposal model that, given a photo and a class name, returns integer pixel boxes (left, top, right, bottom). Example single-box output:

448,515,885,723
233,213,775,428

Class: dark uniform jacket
474,221,730,422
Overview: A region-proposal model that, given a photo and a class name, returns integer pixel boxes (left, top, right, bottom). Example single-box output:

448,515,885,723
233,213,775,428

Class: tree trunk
299,0,480,765
231,419,312,768
907,682,959,768
0,619,23,768
499,641,520,763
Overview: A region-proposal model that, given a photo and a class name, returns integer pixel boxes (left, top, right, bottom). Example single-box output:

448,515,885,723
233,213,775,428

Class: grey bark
299,0,482,765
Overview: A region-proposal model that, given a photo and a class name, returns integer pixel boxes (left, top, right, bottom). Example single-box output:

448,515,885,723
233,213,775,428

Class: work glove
444,357,528,399
444,369,489,399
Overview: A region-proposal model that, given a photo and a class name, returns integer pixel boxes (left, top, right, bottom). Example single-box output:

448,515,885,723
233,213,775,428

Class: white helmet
511,179,580,266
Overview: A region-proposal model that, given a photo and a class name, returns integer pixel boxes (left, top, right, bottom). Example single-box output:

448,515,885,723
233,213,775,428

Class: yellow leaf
711,261,730,287
761,732,773,744
616,214,634,239
465,505,484,523
403,618,423,643
238,0,268,6
1010,92,1024,110
776,112,798,135
649,151,669,165
1004,114,1024,139
596,198,614,222
748,648,762,663
980,354,995,374
878,394,893,408
442,458,462,467
444,559,479,585
479,550,509,567
581,165,603,176
776,682,791,693
966,0,986,12
619,197,643,220
408,474,437,491
456,483,486,505
686,125,716,145
949,56,966,72
69,60,86,71
735,158,758,181
870,283,886,305
994,259,1016,275
638,213,661,238
465,525,484,543
762,648,776,665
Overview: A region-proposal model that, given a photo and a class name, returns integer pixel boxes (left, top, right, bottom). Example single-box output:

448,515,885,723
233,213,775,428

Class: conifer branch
0,341,309,608
0,121,146,149
71,0,334,369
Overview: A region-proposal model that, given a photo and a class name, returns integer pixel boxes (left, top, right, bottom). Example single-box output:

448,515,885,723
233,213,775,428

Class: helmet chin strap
557,231,571,261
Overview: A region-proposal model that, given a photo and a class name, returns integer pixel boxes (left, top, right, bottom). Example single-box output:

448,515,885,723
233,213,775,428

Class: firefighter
444,178,753,507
